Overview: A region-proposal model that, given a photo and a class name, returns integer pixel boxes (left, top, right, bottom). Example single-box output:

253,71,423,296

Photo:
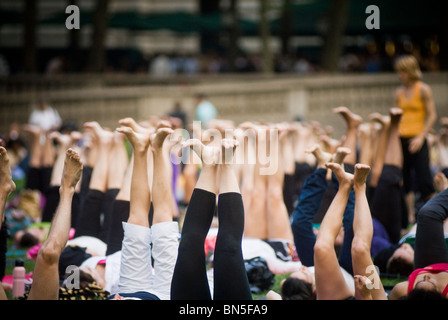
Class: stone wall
1,72,447,139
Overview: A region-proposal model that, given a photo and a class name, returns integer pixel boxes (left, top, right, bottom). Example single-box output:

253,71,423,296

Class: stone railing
1,72,447,138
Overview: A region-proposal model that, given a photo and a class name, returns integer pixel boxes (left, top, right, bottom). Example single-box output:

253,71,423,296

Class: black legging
26,167,52,194
370,165,405,244
105,199,129,256
414,188,448,269
74,188,118,243
401,137,435,200
171,189,252,300
41,186,80,228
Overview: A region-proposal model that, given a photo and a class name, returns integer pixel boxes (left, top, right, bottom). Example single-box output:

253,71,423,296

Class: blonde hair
394,55,422,80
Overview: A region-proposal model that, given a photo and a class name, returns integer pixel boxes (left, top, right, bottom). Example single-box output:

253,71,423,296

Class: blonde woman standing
394,55,437,224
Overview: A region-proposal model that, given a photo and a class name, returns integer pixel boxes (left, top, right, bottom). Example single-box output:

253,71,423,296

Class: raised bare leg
151,126,177,224
384,108,403,168
116,124,152,228
333,106,363,166
84,121,114,193
23,124,43,168
358,122,374,166
28,149,82,300
266,127,294,241
107,131,129,190
313,162,354,300
351,163,386,300
237,124,257,233
368,112,390,188
48,131,80,187
42,131,56,168
243,126,268,239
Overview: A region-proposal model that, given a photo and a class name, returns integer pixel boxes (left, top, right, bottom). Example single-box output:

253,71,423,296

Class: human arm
409,83,437,153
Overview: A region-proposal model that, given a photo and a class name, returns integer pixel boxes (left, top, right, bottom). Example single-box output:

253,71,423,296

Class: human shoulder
266,290,282,300
394,86,404,100
389,281,408,300
419,81,433,99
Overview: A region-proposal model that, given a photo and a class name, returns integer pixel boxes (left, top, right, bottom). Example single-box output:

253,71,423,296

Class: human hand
408,135,425,154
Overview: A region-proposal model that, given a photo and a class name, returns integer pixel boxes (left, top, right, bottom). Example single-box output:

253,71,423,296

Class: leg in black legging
78,165,92,212
99,188,119,242
370,165,403,244
42,186,60,222
214,192,252,300
171,188,216,300
214,138,252,300
105,199,129,256
104,199,153,256
414,188,448,269
75,122,114,238
74,189,104,238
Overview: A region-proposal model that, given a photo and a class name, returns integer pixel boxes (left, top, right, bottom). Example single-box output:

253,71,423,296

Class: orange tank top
397,81,426,138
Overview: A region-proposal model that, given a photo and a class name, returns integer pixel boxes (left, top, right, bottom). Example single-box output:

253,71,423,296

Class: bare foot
353,163,371,189
333,147,351,165
325,162,353,188
70,131,83,145
369,112,390,129
221,138,239,165
306,144,332,168
181,138,220,166
48,131,74,150
0,147,16,195
434,172,448,192
155,119,172,131
119,117,148,133
151,127,174,152
334,106,363,129
23,124,43,137
354,275,373,300
116,125,152,155
84,121,114,147
61,148,83,191
319,135,341,154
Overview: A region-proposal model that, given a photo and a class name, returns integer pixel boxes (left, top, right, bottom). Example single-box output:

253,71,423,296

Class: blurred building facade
0,0,444,74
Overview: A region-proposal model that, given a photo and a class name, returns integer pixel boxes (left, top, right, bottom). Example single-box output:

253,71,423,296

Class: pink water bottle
12,259,25,299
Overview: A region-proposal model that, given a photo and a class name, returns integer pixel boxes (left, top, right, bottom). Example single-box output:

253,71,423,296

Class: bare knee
267,185,284,203
351,237,370,260
314,238,334,260
37,242,61,266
